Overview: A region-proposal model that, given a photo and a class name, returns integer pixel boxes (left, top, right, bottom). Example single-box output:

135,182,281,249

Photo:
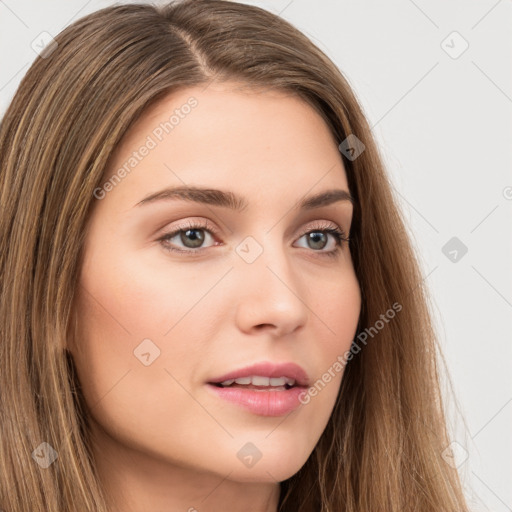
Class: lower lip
206,384,306,417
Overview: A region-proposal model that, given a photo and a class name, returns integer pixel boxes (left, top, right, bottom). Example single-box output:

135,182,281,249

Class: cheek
71,242,231,419
301,269,361,404
77,237,222,340
311,267,361,355
71,248,225,462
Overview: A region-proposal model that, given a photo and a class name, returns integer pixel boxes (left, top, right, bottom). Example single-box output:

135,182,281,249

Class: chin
215,440,312,483
226,460,307,484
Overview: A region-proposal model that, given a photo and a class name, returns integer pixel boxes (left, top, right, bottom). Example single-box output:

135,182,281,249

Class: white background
1,1,511,510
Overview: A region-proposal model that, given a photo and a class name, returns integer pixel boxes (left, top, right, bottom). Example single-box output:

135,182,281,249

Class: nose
233,239,309,338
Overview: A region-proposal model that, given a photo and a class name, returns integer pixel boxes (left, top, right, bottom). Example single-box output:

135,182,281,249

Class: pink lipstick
206,361,310,417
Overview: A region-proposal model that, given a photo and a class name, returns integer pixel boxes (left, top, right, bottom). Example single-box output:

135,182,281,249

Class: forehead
102,81,349,208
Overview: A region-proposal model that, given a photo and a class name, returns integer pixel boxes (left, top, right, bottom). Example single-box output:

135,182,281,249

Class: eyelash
157,219,350,259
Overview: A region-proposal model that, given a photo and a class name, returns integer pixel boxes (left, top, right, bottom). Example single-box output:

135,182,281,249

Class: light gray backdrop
1,1,511,510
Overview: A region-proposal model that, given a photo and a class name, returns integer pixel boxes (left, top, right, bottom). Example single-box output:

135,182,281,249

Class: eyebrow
135,185,354,211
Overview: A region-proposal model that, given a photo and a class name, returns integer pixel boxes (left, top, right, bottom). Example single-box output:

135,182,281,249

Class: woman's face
70,81,361,487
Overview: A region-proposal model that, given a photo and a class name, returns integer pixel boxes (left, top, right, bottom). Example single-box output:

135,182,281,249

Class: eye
157,219,349,257
293,222,349,258
157,219,219,253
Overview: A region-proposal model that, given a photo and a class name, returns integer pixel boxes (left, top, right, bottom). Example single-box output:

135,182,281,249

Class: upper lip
208,361,310,387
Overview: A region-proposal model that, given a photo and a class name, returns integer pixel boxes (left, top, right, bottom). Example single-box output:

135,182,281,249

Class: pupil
181,229,204,248
308,232,327,250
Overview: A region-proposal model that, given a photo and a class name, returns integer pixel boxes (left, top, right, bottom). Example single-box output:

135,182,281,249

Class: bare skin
69,81,361,512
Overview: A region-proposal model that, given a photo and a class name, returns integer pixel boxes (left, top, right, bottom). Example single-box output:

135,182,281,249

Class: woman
0,1,470,510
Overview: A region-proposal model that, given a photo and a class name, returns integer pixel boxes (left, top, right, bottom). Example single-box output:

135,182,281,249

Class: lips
206,384,307,416
206,362,311,416
207,361,310,388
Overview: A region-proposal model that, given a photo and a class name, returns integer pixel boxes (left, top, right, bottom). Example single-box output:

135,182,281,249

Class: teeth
234,377,252,385
219,376,296,388
251,376,269,386
267,376,296,387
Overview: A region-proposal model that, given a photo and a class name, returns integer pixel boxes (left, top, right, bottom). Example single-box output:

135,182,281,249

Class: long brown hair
0,1,469,510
